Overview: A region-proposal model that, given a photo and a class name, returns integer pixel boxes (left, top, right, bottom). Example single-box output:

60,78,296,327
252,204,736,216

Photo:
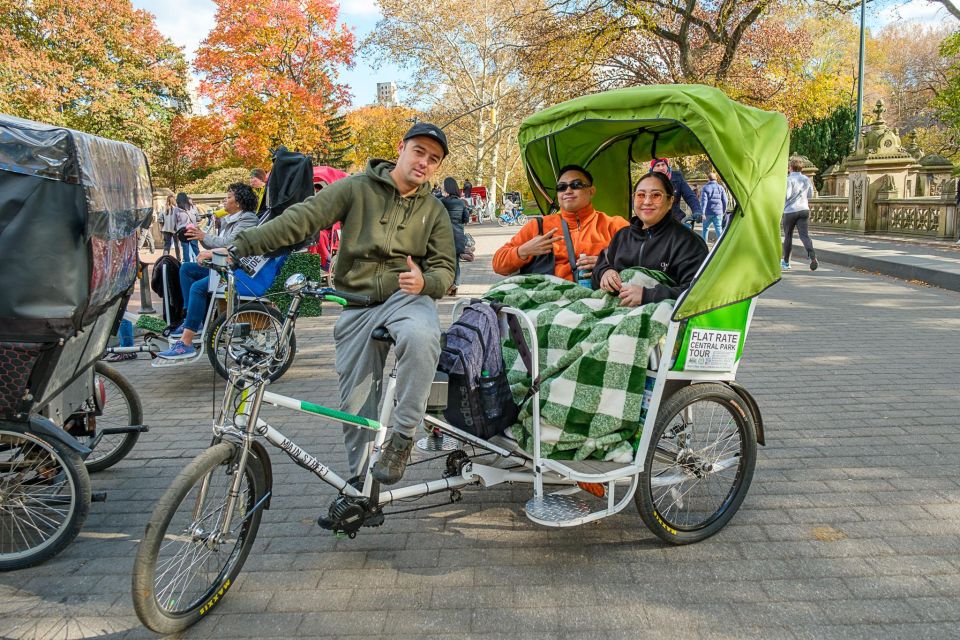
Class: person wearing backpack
227,123,455,493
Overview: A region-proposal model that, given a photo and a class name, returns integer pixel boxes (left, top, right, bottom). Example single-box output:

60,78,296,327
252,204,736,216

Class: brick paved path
2,224,959,639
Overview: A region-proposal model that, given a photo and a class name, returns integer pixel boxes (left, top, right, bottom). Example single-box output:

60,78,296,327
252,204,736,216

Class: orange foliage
192,0,354,166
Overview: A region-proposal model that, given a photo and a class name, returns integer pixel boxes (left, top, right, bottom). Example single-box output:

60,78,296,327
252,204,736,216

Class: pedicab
0,114,152,569
107,149,319,381
130,84,786,632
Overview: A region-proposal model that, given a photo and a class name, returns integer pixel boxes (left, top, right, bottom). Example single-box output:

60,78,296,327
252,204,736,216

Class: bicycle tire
516,214,528,225
132,442,267,634
82,363,142,472
636,383,756,545
207,302,296,383
0,425,90,570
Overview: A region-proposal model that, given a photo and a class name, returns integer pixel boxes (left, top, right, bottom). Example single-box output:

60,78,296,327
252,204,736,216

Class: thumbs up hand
399,255,425,295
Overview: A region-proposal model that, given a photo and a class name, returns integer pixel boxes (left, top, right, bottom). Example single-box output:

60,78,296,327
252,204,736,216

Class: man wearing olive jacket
229,123,455,492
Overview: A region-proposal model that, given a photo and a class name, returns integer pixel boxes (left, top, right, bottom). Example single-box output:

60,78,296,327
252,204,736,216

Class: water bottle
640,372,656,415
479,370,502,421
577,253,592,288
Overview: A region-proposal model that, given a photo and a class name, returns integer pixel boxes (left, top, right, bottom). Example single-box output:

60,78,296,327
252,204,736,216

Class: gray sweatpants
334,290,442,476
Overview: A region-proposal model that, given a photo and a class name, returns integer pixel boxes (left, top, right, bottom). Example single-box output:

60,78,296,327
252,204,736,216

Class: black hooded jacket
592,213,708,303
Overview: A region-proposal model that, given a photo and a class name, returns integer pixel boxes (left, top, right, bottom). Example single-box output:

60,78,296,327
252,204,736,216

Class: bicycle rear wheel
132,442,267,634
636,383,756,545
81,363,142,472
0,424,90,570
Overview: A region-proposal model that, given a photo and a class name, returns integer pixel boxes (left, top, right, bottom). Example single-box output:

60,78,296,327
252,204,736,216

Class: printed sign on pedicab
684,328,741,371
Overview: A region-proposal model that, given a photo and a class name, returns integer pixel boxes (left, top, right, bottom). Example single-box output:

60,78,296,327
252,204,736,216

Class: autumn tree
530,1,856,123
367,0,555,206
345,104,419,171
0,0,189,151
193,0,354,166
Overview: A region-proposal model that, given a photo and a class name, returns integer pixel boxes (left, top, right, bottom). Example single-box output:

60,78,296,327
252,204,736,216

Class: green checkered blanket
484,269,674,462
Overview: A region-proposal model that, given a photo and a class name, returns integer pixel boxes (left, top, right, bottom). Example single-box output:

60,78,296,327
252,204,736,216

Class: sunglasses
556,180,591,193
635,190,665,203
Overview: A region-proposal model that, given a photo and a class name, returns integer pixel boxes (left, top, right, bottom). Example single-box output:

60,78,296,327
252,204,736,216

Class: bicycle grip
335,291,372,306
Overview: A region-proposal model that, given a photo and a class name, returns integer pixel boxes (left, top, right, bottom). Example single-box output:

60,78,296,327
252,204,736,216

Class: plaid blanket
484,269,674,462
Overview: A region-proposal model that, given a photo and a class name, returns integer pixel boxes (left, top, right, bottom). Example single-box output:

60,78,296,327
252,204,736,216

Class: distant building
376,82,398,107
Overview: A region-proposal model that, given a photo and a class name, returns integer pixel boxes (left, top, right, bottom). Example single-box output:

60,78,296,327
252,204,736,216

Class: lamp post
854,0,866,150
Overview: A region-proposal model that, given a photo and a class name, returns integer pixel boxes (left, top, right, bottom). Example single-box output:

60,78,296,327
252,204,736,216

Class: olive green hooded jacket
232,160,455,304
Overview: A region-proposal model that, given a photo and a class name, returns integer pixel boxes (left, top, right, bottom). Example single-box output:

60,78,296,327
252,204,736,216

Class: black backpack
438,301,519,439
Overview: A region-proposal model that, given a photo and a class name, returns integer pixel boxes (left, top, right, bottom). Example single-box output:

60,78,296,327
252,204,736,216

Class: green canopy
518,84,787,320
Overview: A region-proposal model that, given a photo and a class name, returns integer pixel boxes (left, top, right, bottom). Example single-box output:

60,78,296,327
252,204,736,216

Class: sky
132,0,957,111
130,0,407,109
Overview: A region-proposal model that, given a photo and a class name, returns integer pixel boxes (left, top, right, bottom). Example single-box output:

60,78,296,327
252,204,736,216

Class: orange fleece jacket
492,205,629,281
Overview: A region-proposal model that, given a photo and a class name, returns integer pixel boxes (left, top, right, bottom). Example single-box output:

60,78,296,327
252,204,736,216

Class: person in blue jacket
651,158,702,229
699,171,728,241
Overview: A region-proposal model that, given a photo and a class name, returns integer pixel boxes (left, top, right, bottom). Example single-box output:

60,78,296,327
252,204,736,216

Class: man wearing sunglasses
493,165,628,283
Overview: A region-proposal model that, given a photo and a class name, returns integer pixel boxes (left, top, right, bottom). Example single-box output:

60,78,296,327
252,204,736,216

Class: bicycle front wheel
636,383,756,545
132,442,267,634
81,363,143,472
0,425,90,570
208,302,296,383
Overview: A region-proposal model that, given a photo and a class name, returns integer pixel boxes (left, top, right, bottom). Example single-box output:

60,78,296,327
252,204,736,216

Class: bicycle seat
371,327,394,344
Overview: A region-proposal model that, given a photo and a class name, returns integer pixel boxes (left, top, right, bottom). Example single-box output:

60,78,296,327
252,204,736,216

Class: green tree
312,112,353,170
790,105,856,188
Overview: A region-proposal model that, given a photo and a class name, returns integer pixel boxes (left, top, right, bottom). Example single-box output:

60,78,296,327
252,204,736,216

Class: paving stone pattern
2,225,959,639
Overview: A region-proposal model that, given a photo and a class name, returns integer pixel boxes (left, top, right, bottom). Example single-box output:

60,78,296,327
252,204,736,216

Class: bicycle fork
194,374,270,545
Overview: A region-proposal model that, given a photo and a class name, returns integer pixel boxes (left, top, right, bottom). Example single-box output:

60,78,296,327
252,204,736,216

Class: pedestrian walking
782,158,818,271
440,176,469,295
699,171,727,242
160,194,181,260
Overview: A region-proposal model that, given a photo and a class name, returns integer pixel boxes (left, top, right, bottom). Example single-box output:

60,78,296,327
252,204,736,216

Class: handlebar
305,287,372,307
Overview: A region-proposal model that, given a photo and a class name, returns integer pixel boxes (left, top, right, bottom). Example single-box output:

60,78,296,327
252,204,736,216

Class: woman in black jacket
592,171,708,306
440,177,470,295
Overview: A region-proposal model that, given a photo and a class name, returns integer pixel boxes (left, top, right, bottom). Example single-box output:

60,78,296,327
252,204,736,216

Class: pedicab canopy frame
518,84,788,321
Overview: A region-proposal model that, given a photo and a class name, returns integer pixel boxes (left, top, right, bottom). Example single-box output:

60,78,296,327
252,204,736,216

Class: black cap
403,122,449,157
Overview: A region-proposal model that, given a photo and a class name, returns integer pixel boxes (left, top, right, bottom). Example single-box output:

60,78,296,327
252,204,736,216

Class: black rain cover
263,146,314,251
0,114,152,341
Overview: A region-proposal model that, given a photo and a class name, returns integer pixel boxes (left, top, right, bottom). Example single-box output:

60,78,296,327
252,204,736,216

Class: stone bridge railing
875,198,958,239
809,197,851,229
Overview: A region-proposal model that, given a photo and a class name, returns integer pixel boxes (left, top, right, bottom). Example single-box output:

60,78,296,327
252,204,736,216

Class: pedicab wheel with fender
79,362,142,472
207,302,296,382
0,424,90,570
132,442,267,634
636,383,757,545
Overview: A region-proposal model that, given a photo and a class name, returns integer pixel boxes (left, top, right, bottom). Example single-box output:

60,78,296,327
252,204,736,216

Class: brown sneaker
371,433,414,485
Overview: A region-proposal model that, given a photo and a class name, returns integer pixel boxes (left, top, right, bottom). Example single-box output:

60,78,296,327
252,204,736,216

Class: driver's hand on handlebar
517,227,560,259
399,255,425,295
197,250,214,263
599,269,622,293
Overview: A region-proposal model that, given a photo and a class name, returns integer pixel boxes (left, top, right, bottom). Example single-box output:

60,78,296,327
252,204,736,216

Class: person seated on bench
158,182,260,360
592,171,708,306
492,165,628,282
